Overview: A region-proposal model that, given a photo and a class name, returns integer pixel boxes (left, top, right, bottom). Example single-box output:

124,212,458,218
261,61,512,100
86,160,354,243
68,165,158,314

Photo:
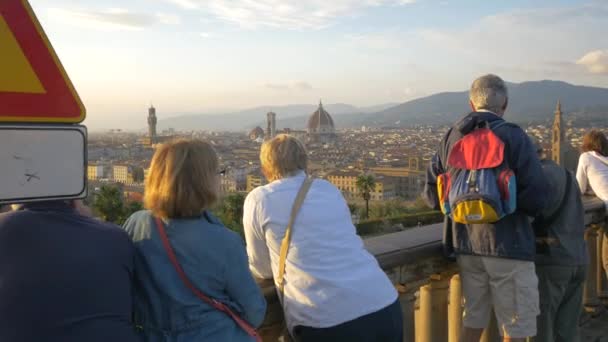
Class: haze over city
30,0,608,130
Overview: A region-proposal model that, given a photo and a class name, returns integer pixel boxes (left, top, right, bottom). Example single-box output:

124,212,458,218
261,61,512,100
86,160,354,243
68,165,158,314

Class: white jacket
243,171,397,331
576,151,608,207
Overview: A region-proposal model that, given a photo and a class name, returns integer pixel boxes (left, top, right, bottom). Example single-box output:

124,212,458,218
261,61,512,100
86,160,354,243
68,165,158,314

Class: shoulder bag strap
277,176,314,297
154,217,262,342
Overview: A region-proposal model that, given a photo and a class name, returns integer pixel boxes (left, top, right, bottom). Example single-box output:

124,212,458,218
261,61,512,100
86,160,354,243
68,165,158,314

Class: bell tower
148,105,157,144
551,100,564,165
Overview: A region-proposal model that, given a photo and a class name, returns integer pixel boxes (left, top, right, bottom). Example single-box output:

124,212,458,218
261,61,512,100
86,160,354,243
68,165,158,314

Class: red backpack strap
154,217,262,342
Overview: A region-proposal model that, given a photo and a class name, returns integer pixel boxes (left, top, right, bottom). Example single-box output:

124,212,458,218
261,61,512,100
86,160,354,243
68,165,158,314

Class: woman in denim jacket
123,139,266,341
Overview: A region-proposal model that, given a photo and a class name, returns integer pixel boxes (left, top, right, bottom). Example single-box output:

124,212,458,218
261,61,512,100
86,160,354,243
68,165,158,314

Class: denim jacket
123,210,266,342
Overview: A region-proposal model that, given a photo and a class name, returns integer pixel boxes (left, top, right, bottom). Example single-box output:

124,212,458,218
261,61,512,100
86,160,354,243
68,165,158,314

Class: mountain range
158,80,608,131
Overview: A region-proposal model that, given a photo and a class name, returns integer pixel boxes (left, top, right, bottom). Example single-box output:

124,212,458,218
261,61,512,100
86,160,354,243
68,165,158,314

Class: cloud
48,8,180,30
264,81,313,91
165,0,200,10
166,0,414,30
404,3,608,75
577,50,608,74
293,81,313,90
156,13,181,25
199,32,216,38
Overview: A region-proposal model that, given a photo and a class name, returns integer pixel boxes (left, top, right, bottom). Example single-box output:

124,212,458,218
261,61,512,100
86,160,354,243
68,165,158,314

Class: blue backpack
437,121,517,224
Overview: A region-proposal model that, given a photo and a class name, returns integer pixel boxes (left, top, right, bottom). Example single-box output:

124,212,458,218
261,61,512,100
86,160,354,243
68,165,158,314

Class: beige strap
277,176,314,296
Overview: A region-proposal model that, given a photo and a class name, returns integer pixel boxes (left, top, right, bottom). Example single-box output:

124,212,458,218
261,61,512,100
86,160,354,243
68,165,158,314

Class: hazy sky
27,0,608,129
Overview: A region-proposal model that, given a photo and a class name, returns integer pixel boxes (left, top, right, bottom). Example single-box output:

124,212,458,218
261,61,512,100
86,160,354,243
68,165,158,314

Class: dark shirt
535,160,589,266
0,201,140,342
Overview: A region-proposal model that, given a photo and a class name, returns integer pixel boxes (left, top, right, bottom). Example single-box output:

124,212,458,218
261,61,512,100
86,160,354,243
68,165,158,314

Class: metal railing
256,196,607,341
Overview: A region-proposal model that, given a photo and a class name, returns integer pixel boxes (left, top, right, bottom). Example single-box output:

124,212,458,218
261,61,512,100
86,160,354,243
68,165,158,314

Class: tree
92,184,125,224
356,174,376,219
214,193,246,236
223,193,246,225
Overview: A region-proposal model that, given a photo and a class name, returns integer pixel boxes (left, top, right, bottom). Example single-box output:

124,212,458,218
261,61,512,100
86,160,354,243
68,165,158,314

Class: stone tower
266,111,276,140
148,105,157,143
552,100,565,166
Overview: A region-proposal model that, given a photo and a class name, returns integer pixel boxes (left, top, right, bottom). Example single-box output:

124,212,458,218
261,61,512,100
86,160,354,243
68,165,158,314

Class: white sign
0,125,87,204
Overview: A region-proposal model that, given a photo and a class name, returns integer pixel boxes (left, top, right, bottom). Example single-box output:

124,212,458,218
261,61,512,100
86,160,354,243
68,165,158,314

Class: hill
367,80,608,126
157,80,608,131
157,103,392,131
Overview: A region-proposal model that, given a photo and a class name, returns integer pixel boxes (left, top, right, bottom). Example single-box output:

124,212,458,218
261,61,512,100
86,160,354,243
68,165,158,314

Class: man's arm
576,154,588,194
242,192,273,279
423,153,443,210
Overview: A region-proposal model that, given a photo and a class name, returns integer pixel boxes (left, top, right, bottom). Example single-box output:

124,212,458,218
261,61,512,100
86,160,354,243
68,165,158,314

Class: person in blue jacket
424,74,548,342
123,139,266,342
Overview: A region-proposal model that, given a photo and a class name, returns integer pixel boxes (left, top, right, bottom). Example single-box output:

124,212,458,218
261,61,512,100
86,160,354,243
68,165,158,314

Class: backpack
437,120,516,224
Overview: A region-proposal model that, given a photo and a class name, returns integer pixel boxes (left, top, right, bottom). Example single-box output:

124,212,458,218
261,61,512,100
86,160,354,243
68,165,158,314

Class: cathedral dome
249,126,264,140
306,101,335,133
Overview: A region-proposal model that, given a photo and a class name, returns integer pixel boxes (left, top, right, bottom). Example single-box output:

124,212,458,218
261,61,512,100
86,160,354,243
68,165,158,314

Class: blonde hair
144,139,219,219
260,134,307,182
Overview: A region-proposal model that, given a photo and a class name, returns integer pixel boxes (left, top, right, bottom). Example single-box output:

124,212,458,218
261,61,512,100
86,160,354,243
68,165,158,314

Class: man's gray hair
469,74,508,114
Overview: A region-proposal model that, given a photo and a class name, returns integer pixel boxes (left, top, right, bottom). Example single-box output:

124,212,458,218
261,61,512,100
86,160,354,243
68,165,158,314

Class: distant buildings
327,171,396,201
246,172,266,192
369,163,425,200
112,165,134,184
87,164,106,180
248,101,338,144
306,101,337,144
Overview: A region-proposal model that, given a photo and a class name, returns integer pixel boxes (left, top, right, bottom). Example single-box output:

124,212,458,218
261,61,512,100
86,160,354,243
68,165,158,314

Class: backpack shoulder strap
277,176,314,296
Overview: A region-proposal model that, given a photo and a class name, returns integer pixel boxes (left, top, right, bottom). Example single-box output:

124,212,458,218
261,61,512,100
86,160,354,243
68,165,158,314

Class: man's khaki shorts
457,255,540,338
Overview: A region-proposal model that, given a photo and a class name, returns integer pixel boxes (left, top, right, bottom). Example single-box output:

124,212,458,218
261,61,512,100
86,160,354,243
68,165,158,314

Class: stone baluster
584,225,602,311
448,274,463,342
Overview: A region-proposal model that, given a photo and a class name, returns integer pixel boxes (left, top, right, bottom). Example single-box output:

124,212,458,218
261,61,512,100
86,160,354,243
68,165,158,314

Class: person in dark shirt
0,200,140,342
532,141,588,342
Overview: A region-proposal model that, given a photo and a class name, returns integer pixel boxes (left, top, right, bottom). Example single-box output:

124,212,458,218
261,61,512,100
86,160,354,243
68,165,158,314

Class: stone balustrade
256,196,607,341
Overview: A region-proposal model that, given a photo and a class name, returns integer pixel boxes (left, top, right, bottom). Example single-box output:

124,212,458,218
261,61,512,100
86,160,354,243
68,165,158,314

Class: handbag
276,176,315,341
154,217,263,342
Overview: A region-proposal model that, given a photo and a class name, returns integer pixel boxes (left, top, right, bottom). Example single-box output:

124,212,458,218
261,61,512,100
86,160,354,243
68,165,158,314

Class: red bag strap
154,217,262,342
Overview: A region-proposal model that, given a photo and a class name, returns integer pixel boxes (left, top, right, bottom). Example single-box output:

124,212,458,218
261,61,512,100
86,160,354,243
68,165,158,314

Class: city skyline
29,0,608,129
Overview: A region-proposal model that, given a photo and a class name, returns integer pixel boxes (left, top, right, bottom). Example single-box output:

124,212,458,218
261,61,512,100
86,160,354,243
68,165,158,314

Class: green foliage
92,185,125,224
214,192,247,237
92,184,143,225
356,174,376,219
349,198,433,220
355,211,443,236
132,167,145,183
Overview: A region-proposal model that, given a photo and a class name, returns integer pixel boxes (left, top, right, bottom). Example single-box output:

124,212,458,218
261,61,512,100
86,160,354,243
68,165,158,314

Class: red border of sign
0,0,85,123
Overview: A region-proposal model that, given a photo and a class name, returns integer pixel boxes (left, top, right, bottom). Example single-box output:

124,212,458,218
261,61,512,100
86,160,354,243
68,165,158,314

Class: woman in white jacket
576,130,608,281
576,130,608,207
243,134,402,342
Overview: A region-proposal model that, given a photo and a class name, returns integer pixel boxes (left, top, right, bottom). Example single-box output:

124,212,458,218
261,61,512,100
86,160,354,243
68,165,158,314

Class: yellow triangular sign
0,14,45,93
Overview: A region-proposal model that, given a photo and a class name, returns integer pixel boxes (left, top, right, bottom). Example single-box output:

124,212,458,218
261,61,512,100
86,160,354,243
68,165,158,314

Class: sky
26,0,608,129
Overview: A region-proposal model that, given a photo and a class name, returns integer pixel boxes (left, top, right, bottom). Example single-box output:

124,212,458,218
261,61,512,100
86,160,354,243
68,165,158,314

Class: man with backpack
531,139,588,342
423,74,548,342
